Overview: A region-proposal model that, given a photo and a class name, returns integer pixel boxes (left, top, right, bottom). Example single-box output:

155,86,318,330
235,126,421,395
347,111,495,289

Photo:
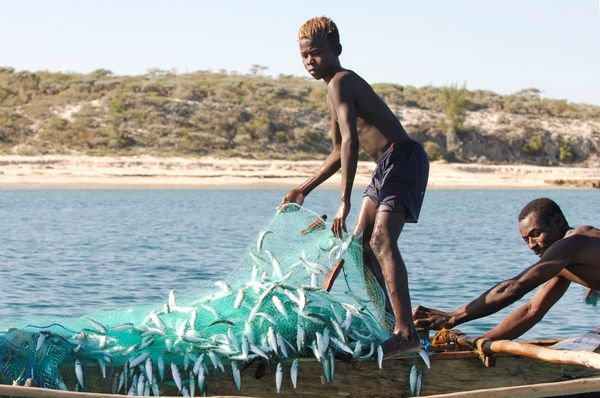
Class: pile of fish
0,206,430,396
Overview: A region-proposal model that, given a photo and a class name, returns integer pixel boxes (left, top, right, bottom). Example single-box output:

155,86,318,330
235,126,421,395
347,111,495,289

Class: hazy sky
2,0,599,105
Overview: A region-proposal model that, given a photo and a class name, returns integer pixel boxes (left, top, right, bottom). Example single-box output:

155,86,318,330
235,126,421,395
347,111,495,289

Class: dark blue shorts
363,140,429,222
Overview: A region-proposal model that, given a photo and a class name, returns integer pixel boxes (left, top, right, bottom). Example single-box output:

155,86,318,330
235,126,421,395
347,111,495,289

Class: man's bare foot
381,334,421,358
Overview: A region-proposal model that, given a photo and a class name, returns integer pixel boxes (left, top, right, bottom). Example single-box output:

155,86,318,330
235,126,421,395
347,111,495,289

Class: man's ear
551,213,565,230
333,43,342,56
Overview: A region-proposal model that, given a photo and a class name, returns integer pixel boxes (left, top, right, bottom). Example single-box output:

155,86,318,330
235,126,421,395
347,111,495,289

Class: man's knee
369,231,395,258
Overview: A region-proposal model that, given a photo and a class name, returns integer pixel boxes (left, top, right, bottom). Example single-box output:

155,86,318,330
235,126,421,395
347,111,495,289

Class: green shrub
523,136,543,154
559,138,574,163
441,83,468,132
424,141,445,161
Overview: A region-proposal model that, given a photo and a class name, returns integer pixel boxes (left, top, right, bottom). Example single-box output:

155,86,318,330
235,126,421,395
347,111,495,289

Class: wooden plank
550,331,600,352
6,339,600,398
421,376,600,398
49,351,600,398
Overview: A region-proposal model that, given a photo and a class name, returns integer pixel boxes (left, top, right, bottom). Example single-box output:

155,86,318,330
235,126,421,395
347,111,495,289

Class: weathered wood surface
48,350,600,398
423,376,600,398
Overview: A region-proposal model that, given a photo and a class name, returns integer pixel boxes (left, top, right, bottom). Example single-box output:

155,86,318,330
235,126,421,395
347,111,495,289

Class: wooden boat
3,331,600,398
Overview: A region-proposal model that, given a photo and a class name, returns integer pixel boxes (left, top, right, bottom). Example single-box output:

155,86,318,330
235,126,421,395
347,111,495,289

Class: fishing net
0,204,393,395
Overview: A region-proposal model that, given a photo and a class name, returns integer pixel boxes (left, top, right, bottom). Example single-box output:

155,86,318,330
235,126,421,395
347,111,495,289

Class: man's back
558,226,600,288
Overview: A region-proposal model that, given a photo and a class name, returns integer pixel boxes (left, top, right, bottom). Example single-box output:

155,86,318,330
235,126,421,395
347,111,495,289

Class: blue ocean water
0,188,598,340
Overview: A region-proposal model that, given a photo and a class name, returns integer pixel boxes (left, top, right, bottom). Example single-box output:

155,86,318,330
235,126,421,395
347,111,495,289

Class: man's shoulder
328,69,369,94
567,225,600,239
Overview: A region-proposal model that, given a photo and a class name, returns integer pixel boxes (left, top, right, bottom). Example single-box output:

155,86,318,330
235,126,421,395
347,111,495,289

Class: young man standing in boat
413,198,600,340
278,16,429,356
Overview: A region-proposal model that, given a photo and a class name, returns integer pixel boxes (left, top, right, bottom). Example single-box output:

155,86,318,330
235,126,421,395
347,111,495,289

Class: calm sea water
0,188,598,339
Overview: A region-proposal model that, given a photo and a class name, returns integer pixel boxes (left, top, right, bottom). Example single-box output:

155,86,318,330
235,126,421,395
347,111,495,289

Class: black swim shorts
363,139,429,222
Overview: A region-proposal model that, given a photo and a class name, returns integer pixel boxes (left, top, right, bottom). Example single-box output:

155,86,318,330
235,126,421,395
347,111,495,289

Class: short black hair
518,198,568,225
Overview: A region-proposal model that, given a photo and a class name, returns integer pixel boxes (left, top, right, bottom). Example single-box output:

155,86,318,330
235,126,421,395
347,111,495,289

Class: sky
1,0,599,105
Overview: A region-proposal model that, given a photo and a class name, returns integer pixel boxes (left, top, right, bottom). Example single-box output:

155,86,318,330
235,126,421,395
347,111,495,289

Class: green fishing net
0,205,393,395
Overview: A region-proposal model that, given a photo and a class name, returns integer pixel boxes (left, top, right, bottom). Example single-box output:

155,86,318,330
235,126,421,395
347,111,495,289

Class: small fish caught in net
0,204,412,396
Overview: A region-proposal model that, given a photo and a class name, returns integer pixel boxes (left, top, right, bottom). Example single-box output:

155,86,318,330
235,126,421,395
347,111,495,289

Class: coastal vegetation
0,67,598,165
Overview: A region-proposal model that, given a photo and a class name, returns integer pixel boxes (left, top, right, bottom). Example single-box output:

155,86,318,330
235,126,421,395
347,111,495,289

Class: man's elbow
498,281,528,303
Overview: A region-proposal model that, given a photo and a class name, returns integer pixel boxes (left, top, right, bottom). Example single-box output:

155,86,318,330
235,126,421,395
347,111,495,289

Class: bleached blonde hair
298,16,340,47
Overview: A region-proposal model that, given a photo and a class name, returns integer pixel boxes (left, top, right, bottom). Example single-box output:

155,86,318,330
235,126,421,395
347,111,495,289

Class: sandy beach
1,155,599,189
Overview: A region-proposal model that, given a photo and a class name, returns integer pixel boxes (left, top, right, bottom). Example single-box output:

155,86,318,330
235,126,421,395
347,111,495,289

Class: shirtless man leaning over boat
413,197,600,340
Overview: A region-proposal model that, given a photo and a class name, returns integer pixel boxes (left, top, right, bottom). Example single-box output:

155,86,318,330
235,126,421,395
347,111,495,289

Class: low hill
1,67,599,165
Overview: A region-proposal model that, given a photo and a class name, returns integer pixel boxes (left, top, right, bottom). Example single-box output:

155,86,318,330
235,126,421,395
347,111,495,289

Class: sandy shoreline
1,155,599,189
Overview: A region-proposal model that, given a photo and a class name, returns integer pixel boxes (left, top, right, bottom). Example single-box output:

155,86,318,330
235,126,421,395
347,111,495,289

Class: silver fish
409,365,418,396
341,308,353,329
184,352,191,371
264,250,283,279
272,296,288,319
168,290,178,310
137,373,145,397
297,288,307,311
139,337,155,350
256,230,272,252
145,357,153,385
193,353,204,375
359,342,375,360
353,341,363,358
181,386,190,397
151,382,159,397
296,324,305,351
377,345,384,369
231,361,241,392
249,343,269,360
165,338,173,352
330,336,353,355
190,309,198,330
208,350,219,370
176,319,188,339
329,350,335,381
75,359,84,388
116,371,125,393
157,355,165,381
149,310,165,332
86,317,107,334
267,327,278,355
331,304,344,324
234,289,245,309
97,358,106,379
311,341,321,362
330,318,346,343
256,311,277,325
227,328,239,351
36,333,46,351
123,360,129,392
323,328,331,351
275,362,283,393
418,349,431,369
189,370,196,397
111,323,135,332
310,273,318,288
322,352,331,383
416,372,422,396
197,365,206,395
129,352,149,368
214,280,230,293
200,303,220,320
290,358,298,389
299,255,329,274
276,333,288,358
171,362,182,392
241,335,249,360
316,331,325,359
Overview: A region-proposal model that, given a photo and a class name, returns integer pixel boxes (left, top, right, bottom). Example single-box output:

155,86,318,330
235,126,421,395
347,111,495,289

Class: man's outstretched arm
414,240,573,330
482,276,570,340
279,120,342,207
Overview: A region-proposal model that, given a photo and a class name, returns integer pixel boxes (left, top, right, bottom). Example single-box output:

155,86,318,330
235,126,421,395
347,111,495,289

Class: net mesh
0,205,392,394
